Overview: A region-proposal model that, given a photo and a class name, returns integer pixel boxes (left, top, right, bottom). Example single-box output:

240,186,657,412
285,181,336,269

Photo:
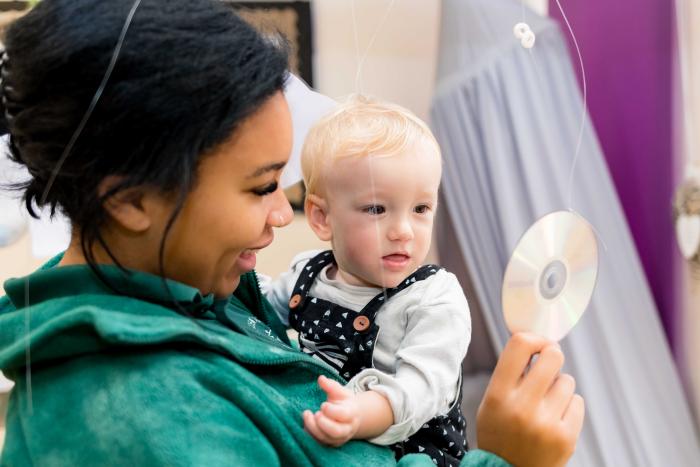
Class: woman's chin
213,281,240,299
211,270,243,298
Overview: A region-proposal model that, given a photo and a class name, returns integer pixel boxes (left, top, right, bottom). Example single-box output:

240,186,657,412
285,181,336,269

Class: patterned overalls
287,250,468,466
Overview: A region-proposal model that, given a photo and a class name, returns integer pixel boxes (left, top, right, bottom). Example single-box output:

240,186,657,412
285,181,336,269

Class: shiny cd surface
502,211,598,341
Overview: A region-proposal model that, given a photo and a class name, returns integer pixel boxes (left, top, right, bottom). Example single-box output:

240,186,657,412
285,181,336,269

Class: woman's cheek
236,205,265,231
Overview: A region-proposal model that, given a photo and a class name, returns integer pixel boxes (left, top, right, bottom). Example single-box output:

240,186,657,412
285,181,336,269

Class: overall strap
358,264,443,322
290,251,334,299
287,250,335,321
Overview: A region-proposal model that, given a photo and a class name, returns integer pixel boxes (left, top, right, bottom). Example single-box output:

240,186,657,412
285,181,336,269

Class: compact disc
502,211,598,341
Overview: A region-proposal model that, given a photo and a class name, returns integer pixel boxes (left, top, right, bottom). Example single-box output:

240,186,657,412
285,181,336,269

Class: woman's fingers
491,333,555,389
544,373,576,416
521,344,565,400
476,333,584,467
562,394,585,438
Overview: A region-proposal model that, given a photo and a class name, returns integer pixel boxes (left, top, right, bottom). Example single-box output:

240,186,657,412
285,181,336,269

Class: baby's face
322,143,441,288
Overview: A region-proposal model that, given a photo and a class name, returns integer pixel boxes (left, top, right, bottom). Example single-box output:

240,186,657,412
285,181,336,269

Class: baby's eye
363,205,386,215
414,204,430,214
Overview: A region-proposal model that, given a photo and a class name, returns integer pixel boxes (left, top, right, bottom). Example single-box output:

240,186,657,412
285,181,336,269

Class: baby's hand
303,375,361,447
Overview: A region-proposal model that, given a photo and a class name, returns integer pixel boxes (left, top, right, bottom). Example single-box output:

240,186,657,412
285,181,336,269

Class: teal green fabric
0,257,509,467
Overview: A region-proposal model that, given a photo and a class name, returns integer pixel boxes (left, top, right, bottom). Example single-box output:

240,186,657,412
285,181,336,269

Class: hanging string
546,0,589,211
519,1,608,253
352,0,398,94
675,0,699,181
350,0,398,299
350,1,362,91
23,0,143,416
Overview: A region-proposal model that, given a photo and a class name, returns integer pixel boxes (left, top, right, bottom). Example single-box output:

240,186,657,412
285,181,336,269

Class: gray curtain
433,0,700,465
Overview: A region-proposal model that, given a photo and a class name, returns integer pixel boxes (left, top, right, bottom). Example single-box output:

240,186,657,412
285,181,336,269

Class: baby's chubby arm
304,270,471,447
302,375,394,447
344,271,471,444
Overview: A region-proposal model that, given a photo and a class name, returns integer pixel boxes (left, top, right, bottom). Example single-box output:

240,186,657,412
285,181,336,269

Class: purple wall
549,1,677,349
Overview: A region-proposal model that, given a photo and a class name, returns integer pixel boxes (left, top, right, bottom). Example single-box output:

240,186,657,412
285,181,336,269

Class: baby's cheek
342,238,377,270
339,222,370,245
356,230,384,256
343,241,372,266
413,221,433,243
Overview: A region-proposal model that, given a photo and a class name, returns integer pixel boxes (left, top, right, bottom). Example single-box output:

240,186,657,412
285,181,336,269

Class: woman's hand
303,375,362,447
476,333,585,467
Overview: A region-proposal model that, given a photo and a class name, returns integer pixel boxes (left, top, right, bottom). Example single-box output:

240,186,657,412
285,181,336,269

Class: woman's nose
270,190,294,228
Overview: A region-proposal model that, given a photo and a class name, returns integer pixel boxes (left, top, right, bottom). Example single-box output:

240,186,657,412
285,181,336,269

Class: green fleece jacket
0,256,509,467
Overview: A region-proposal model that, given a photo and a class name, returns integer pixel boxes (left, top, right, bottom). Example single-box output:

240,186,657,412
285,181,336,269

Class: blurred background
1,0,700,464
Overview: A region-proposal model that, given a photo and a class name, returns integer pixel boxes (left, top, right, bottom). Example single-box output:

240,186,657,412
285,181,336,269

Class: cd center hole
539,260,567,299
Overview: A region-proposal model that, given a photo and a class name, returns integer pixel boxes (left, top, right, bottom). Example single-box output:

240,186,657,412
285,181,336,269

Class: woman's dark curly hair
0,0,288,277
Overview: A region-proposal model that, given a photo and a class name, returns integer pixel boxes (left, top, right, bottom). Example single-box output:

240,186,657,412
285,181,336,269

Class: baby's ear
305,194,332,242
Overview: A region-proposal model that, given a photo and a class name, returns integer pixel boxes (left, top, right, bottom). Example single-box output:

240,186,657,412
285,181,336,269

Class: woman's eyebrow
247,161,286,178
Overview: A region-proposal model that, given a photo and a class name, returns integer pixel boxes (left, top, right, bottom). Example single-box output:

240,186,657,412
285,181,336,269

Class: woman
0,1,584,466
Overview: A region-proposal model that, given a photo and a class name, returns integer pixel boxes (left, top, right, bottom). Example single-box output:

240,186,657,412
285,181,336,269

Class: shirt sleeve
257,250,321,327
346,271,472,445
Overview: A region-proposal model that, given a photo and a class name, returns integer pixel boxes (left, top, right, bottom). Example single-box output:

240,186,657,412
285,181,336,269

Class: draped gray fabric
433,1,700,465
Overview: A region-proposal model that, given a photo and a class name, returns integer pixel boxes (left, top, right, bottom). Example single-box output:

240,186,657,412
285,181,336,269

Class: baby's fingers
303,410,334,446
315,411,353,446
318,375,351,402
321,401,355,423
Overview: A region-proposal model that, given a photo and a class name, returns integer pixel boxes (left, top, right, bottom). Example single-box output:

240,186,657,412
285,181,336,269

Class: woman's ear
98,176,152,233
305,193,332,242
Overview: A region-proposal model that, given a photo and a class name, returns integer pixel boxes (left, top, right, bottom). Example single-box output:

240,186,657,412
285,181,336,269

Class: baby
264,95,471,466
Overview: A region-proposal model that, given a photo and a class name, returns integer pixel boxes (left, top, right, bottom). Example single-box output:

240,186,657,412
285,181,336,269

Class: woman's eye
414,204,430,214
252,182,278,196
363,205,385,215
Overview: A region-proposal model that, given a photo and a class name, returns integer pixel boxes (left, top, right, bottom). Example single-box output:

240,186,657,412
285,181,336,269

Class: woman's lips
382,253,410,271
235,237,273,273
235,249,258,272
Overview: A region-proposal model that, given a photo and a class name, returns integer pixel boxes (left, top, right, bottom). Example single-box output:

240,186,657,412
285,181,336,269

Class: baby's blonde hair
301,95,441,196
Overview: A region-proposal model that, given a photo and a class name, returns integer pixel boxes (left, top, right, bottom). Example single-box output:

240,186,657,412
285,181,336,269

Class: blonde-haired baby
264,95,471,466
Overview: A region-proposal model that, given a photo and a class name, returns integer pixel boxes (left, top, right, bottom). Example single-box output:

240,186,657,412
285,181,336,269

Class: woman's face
159,92,294,297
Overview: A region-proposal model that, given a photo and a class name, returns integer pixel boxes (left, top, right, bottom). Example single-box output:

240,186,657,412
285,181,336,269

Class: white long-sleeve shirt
259,250,472,445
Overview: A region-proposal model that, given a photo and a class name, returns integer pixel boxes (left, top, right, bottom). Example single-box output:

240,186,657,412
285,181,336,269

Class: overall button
353,315,371,332
289,294,302,309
